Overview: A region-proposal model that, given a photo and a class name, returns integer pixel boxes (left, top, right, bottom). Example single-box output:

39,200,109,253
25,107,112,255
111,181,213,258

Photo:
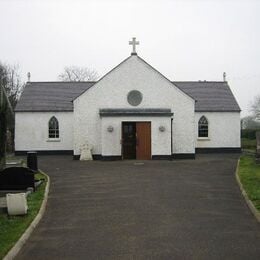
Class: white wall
15,112,73,151
195,112,241,148
73,55,195,156
101,117,172,156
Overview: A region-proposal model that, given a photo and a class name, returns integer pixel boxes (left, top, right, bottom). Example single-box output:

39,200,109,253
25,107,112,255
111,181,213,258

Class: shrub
241,129,257,140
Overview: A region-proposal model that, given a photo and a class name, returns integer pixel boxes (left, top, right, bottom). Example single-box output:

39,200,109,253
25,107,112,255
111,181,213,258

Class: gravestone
256,131,260,164
6,193,28,215
0,167,35,190
27,151,38,171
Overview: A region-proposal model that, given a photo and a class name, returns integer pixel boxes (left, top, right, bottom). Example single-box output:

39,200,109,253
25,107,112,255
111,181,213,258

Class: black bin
27,151,38,171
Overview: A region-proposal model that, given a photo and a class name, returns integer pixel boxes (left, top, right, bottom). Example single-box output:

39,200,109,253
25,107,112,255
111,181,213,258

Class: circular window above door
127,90,143,106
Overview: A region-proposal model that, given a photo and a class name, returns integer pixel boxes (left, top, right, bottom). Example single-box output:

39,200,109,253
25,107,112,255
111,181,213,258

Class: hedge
241,129,257,140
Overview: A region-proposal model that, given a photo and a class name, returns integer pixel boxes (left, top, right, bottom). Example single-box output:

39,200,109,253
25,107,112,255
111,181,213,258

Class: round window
127,90,143,106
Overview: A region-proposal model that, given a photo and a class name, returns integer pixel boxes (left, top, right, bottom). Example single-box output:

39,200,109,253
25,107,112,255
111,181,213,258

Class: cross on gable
129,37,139,55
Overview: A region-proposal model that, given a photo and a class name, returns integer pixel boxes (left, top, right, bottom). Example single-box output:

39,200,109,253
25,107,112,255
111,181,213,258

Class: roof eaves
136,56,195,101
15,109,74,112
27,81,97,84
195,109,241,112
173,81,226,83
224,82,241,111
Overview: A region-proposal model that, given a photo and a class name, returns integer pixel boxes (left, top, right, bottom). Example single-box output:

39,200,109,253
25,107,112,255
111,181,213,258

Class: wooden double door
122,122,151,160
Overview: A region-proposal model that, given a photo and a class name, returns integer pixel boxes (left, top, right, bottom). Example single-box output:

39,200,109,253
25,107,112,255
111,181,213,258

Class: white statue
80,142,93,161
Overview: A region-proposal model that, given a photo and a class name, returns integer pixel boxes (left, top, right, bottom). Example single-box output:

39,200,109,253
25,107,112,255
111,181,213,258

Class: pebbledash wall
195,112,241,151
14,55,241,158
15,112,73,154
73,55,195,158
101,116,173,158
15,111,241,156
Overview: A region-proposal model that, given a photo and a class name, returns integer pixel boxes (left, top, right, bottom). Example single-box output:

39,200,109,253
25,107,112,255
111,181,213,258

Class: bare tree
0,62,25,169
251,94,260,120
58,66,99,81
241,116,260,130
0,65,10,169
6,64,24,107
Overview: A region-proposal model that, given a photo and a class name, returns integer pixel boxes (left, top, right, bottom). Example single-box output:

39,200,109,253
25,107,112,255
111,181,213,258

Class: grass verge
239,155,260,211
0,173,47,259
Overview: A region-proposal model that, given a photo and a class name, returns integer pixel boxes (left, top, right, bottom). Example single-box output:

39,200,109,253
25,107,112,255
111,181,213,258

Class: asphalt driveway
16,154,260,259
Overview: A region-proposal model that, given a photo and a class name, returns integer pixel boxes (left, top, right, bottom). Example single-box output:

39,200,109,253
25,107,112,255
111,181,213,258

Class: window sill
197,137,210,141
46,138,61,142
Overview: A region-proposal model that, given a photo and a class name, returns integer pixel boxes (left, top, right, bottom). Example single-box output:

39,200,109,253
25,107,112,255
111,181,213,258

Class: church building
15,38,241,160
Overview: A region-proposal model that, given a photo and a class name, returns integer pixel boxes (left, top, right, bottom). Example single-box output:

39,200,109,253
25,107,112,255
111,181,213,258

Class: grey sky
0,0,259,116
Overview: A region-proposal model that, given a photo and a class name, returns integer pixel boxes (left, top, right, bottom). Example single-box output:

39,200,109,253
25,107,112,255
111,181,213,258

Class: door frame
121,121,151,160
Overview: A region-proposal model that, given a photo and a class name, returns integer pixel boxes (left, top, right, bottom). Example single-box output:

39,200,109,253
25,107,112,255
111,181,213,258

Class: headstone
80,142,93,161
256,131,260,164
27,151,38,171
0,167,35,190
6,160,23,167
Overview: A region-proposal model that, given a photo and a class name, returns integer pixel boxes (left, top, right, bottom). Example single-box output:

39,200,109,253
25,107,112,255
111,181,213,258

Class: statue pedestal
80,143,93,161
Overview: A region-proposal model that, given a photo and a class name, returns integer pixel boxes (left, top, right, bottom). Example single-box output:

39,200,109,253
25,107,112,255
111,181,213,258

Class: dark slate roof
15,82,95,112
173,81,241,112
15,81,240,112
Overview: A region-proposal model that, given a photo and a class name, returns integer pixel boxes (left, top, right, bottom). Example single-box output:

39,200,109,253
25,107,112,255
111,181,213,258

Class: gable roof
15,80,240,112
136,56,195,101
15,82,95,112
73,55,195,102
174,81,241,112
72,56,133,101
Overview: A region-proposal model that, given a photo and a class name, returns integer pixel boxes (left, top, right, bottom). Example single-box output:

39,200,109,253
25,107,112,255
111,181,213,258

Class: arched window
198,116,208,137
48,116,59,138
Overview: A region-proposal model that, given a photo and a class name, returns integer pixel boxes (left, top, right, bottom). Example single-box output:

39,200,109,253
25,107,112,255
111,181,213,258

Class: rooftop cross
129,37,139,55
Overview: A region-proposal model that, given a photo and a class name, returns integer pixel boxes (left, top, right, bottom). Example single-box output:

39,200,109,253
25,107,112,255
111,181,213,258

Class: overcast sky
0,0,259,116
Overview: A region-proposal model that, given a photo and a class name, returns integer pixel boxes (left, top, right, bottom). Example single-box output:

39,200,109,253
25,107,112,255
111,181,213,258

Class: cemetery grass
0,173,47,259
239,155,260,211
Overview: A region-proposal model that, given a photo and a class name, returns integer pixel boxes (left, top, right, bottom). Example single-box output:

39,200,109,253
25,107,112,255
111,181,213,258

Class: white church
15,38,241,160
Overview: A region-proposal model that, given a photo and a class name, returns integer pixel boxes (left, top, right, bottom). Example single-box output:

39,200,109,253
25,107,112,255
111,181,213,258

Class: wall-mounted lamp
159,126,165,132
107,126,114,132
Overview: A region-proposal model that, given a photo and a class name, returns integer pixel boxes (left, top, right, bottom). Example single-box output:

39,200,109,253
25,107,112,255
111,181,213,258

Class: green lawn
0,173,47,259
239,155,260,211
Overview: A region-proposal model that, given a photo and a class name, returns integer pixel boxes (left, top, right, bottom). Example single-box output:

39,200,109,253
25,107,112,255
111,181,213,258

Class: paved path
16,154,260,259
